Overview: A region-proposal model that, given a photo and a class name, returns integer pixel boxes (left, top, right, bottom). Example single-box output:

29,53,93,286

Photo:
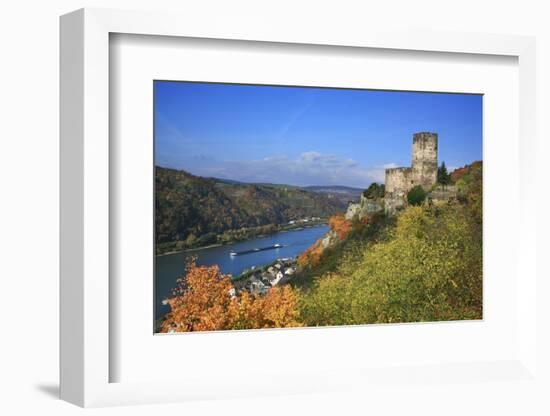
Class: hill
155,167,347,252
294,161,483,325
303,185,364,204
210,178,364,202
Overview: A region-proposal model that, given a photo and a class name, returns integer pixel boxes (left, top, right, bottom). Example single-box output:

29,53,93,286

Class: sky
154,81,482,189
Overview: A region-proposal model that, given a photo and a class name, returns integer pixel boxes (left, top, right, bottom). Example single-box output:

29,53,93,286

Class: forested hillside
295,161,483,325
155,167,346,252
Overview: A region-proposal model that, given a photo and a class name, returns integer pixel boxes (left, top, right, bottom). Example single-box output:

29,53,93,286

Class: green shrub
407,185,427,206
363,183,385,199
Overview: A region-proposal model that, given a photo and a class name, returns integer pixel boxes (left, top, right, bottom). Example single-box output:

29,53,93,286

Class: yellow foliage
299,202,483,326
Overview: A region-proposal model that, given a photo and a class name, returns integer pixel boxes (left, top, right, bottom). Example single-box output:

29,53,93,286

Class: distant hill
207,177,300,189
156,167,347,245
303,185,364,204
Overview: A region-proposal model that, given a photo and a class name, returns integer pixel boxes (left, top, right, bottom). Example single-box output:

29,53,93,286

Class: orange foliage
450,161,482,183
328,213,352,241
259,286,302,327
450,166,469,182
298,214,353,269
160,262,302,333
160,262,234,332
229,286,303,329
297,239,324,268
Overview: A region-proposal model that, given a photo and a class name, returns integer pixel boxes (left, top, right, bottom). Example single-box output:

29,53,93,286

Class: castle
384,132,438,214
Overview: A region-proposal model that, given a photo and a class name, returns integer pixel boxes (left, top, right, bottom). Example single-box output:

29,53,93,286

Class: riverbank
156,243,223,257
155,219,329,256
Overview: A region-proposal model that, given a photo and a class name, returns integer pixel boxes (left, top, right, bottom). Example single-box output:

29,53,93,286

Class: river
155,224,329,319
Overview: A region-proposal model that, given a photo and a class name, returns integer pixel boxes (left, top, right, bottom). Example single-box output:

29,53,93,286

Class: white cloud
382,162,399,169
182,151,392,188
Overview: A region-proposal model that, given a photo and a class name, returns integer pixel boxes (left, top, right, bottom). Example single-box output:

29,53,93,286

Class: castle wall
385,167,412,194
429,185,457,203
411,132,438,189
384,167,412,213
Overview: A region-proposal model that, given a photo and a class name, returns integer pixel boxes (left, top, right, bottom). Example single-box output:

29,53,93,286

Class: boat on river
230,243,283,256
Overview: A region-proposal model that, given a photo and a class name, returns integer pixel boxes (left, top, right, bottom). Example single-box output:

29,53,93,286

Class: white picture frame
60,7,538,408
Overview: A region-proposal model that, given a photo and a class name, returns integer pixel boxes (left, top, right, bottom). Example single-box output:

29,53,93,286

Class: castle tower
411,132,438,189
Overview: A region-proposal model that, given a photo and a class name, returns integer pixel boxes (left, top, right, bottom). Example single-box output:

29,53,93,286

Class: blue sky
155,81,482,188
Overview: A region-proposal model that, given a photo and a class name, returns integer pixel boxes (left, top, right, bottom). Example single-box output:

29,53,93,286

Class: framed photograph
153,82,483,334
60,8,538,408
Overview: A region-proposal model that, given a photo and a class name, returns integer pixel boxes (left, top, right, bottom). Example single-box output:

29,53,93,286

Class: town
232,257,298,296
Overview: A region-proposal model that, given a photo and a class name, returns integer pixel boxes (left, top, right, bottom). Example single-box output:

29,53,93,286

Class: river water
155,224,329,319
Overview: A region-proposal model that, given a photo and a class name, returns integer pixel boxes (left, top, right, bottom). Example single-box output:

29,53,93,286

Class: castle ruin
385,132,438,214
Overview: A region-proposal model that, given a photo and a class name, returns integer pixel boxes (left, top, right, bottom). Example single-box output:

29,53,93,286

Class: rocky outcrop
345,194,383,221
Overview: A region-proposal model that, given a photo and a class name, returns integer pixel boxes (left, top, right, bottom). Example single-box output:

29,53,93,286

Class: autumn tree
230,286,303,329
160,261,302,333
160,262,235,332
328,214,352,241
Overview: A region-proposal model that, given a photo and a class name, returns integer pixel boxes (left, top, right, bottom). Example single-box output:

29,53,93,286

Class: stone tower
384,132,439,215
411,132,438,189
